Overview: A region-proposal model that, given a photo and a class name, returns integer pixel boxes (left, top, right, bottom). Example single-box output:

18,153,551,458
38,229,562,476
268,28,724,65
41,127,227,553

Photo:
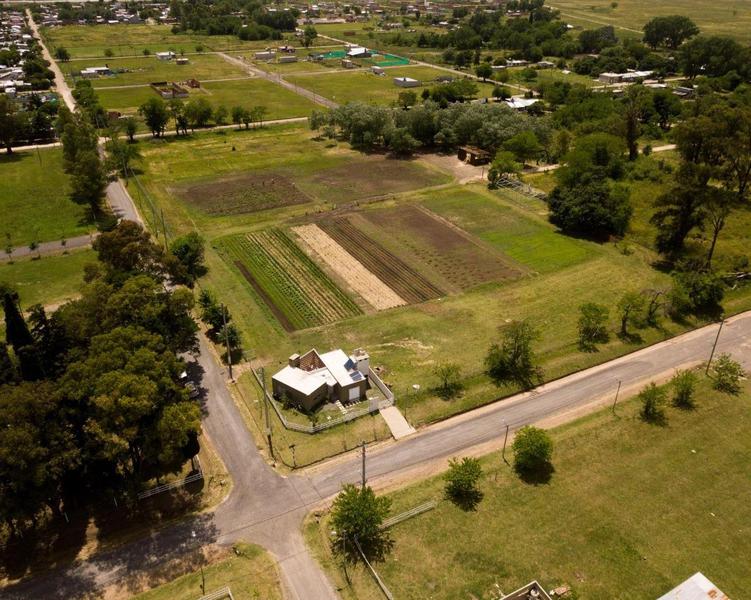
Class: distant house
176,57,189,65
347,46,371,58
272,348,372,410
371,65,385,75
673,85,695,98
537,60,555,69
255,50,276,61
506,59,528,67
505,97,539,110
394,76,419,87
278,45,296,53
457,145,490,166
657,573,729,600
155,51,175,61
501,581,552,600
341,58,356,68
80,66,112,78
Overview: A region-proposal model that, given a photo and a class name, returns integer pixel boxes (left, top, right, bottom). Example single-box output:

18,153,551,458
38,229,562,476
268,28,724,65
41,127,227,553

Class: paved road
26,9,75,111
0,233,95,261
218,52,340,109
4,310,751,600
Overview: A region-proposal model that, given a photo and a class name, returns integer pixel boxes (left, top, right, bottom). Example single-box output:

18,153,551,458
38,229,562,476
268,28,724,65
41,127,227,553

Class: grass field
307,377,751,599
286,66,492,105
42,23,297,58
60,53,247,88
0,149,91,247
0,249,92,308
549,0,751,42
134,543,282,600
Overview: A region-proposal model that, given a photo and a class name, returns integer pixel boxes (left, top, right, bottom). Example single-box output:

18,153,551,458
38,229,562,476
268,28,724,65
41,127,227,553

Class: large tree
139,97,169,137
643,15,699,49
485,320,543,389
330,484,391,556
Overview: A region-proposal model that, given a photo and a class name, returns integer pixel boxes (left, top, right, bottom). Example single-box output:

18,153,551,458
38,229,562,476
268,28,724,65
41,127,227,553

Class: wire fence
494,176,548,200
381,500,437,530
198,585,234,600
137,458,203,500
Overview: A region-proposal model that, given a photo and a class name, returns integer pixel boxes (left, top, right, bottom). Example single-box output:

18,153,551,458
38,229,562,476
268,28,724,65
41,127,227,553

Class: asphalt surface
4,311,751,600
0,234,95,261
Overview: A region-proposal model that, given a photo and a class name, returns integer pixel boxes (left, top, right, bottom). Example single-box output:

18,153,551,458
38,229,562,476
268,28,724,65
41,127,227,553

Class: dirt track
292,224,406,311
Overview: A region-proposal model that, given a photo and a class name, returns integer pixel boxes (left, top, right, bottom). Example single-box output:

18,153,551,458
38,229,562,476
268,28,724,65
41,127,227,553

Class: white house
155,51,175,61
394,76,420,87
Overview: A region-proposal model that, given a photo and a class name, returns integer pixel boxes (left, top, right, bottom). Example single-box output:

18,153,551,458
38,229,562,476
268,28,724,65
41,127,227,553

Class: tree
250,105,268,127
487,150,522,187
104,48,114,57
139,97,169,137
475,62,492,81
617,291,645,337
444,457,482,509
512,426,553,475
621,85,651,161
0,94,22,153
577,302,609,351
214,105,229,126
639,382,666,423
0,342,16,385
397,90,417,109
185,97,213,130
547,179,632,238
124,116,138,143
169,232,208,287
303,25,318,48
432,362,462,399
671,369,697,409
1,285,33,352
54,46,71,62
669,270,724,317
231,106,248,129
387,127,420,156
485,320,543,389
492,84,511,100
643,15,699,49
502,130,542,164
330,484,391,556
711,354,745,394
69,149,107,212
92,220,167,281
106,136,142,176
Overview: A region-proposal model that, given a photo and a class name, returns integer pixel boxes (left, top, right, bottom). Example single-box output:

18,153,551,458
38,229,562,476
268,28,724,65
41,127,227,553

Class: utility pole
361,441,366,489
222,304,233,381
289,443,296,468
200,566,205,595
706,319,726,375
501,420,509,464
160,209,168,249
261,367,273,457
612,379,622,414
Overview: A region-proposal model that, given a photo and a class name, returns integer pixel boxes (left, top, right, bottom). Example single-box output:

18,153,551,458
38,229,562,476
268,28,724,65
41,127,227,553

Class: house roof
657,573,729,600
272,349,364,396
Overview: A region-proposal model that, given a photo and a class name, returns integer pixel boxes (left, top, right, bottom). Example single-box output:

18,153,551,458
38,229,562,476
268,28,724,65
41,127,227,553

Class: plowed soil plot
361,206,522,291
319,217,444,303
174,172,311,215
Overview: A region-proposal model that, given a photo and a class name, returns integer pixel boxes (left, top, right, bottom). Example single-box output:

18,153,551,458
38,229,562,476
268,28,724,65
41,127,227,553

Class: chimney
351,348,369,375
288,353,300,368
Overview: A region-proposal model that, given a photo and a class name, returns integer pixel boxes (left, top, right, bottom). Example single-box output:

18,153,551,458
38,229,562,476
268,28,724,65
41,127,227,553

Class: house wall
337,380,367,403
272,379,328,411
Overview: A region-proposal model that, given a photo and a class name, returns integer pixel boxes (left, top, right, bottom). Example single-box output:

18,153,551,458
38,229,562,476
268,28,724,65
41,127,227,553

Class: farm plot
172,172,312,216
292,224,406,311
222,229,361,331
318,216,444,304
360,205,523,292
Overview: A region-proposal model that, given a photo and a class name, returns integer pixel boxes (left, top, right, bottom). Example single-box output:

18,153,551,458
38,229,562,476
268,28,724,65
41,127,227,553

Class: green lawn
0,149,91,247
286,66,494,105
42,23,297,58
61,53,247,88
307,377,751,599
134,543,283,600
550,0,751,42
0,249,92,308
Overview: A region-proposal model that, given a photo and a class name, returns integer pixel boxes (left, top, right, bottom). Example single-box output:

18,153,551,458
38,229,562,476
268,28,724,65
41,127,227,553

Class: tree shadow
337,534,394,564
640,411,668,427
516,461,555,485
617,330,643,344
446,489,484,512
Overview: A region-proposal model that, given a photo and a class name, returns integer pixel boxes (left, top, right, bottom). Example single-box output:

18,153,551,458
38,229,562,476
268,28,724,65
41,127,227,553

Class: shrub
712,354,745,394
577,302,610,351
444,457,483,509
512,426,553,474
639,382,666,423
671,369,698,408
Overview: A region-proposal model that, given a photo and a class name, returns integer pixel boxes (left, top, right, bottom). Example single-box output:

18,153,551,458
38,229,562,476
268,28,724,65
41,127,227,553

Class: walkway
380,406,416,440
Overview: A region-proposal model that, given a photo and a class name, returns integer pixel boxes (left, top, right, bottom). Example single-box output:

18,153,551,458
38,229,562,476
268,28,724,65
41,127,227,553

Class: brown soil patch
175,172,311,215
319,217,444,303
362,205,521,290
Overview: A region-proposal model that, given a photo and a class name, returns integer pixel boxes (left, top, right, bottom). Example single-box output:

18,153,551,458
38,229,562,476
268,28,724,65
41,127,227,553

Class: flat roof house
657,572,729,600
272,348,371,411
155,51,175,61
394,76,420,87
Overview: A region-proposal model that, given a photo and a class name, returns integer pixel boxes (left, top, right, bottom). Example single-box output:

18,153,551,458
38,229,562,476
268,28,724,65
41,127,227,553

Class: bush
444,457,483,509
670,270,724,317
711,354,745,394
671,369,698,408
512,426,553,475
639,382,667,423
432,362,463,400
577,302,610,351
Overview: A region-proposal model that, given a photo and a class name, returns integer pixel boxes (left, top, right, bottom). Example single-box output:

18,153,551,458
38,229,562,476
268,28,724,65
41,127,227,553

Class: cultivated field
219,229,362,331
549,0,751,42
0,149,91,247
308,379,751,599
293,224,406,311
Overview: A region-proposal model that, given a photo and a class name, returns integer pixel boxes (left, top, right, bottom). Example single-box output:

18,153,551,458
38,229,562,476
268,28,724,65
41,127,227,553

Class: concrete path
379,405,416,440
0,233,95,261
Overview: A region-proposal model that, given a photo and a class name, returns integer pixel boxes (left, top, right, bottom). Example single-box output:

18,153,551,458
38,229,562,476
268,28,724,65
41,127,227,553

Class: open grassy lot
308,378,751,599
42,23,292,58
286,66,492,105
60,53,247,88
505,66,596,88
134,543,282,600
0,149,91,247
549,0,751,42
95,76,316,117
0,249,93,308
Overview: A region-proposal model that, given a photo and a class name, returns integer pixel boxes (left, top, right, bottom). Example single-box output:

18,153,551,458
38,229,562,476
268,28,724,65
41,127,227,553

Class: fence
381,500,437,529
495,176,548,200
137,458,203,500
198,586,234,600
250,367,394,434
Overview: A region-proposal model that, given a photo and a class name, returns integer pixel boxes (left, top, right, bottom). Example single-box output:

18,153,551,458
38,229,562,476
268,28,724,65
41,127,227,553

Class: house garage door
348,387,360,402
